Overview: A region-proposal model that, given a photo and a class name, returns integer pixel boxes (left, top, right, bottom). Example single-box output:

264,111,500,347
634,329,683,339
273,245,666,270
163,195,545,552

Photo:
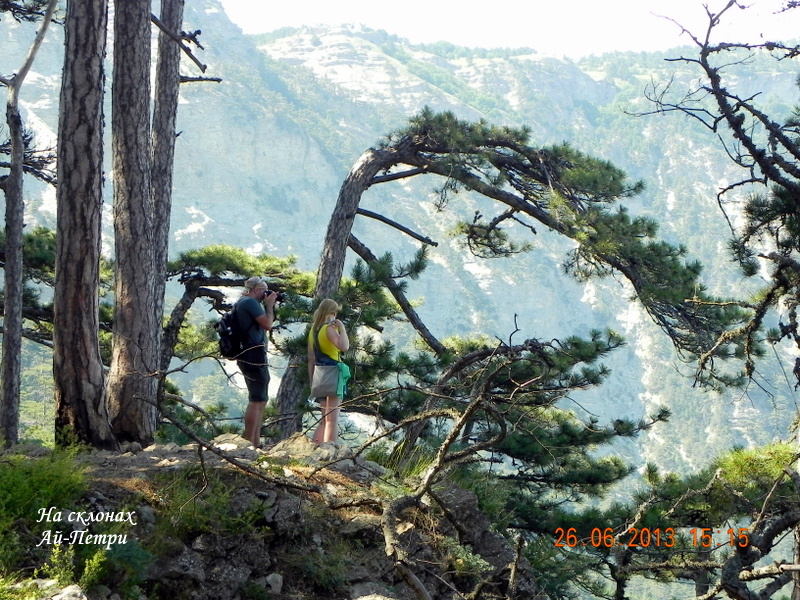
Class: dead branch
180,75,222,83
372,166,428,184
141,396,320,494
348,234,445,355
357,208,438,246
150,12,207,72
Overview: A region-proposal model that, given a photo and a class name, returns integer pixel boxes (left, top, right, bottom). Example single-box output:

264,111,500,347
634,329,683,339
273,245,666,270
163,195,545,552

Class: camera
268,290,286,302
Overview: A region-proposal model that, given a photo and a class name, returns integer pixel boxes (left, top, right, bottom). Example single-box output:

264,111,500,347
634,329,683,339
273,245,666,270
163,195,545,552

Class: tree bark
106,0,158,445
1,108,24,447
151,0,184,400
1,98,25,448
315,149,394,298
53,0,116,449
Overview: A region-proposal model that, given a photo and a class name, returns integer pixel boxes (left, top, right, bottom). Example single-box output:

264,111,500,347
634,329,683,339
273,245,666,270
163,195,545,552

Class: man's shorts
237,361,269,403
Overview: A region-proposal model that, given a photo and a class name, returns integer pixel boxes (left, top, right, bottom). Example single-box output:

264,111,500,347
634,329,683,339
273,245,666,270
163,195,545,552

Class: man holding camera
237,276,278,448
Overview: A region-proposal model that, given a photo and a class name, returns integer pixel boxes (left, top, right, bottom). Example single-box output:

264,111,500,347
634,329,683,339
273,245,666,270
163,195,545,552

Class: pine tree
274,109,743,439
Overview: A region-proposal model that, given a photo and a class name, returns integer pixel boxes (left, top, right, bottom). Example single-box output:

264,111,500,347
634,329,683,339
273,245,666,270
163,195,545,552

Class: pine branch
357,208,438,246
348,234,446,355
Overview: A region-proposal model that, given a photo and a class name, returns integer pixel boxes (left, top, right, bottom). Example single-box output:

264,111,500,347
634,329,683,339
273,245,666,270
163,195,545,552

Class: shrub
0,451,87,577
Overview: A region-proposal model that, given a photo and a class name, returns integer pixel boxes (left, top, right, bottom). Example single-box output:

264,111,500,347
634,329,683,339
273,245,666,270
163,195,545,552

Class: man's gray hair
244,276,267,291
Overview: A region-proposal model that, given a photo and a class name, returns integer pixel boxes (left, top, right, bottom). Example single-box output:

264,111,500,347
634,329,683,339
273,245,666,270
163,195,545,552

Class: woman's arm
326,319,350,352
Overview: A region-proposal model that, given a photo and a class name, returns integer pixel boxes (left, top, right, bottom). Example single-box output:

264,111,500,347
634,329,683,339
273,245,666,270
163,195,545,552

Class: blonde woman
307,299,350,444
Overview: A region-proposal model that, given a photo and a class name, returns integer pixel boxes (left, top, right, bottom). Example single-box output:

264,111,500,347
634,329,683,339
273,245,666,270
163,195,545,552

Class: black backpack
215,304,246,360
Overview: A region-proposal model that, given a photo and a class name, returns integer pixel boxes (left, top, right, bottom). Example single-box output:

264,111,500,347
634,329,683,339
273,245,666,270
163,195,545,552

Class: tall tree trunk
1,101,24,448
151,0,185,392
0,0,58,448
106,0,158,445
274,148,391,439
53,0,116,449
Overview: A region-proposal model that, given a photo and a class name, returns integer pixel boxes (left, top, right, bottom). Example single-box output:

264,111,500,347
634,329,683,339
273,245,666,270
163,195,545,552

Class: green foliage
0,449,136,595
21,226,55,282
172,319,218,361
77,549,108,591
452,212,533,258
339,254,408,326
155,395,239,445
0,577,39,600
382,108,741,366
714,442,796,492
241,582,271,600
37,544,75,587
0,451,87,576
525,537,608,600
101,540,153,599
18,358,55,445
169,244,306,283
450,465,516,531
499,407,640,528
535,442,800,599
11,35,793,598
398,107,531,156
280,544,348,595
566,206,691,295
277,253,421,416
344,256,668,574
437,535,493,579
0,224,111,295
0,1,53,22
167,245,318,360
547,142,643,201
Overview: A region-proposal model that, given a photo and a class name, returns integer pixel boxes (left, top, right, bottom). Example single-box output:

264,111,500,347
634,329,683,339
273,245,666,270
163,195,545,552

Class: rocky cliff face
3,0,795,476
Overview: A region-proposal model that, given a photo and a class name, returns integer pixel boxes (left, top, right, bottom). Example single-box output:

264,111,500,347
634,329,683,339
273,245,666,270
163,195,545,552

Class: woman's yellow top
314,324,340,362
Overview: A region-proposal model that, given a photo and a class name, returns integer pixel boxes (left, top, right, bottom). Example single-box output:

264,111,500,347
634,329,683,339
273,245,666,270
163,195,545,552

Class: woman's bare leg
312,396,340,444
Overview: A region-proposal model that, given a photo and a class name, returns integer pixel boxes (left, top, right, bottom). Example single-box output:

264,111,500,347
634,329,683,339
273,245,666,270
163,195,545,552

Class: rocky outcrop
5,435,547,600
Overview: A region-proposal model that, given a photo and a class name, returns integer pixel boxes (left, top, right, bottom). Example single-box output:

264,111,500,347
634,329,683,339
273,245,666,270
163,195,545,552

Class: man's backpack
215,305,246,360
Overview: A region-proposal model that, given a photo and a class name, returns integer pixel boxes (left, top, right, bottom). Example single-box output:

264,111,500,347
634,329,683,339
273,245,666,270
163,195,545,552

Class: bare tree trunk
1,104,24,448
151,0,185,398
0,0,58,448
106,0,158,445
1,100,25,447
53,0,116,449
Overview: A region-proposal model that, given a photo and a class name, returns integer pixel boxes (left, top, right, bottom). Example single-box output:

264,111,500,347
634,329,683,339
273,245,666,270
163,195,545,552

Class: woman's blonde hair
308,298,340,352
